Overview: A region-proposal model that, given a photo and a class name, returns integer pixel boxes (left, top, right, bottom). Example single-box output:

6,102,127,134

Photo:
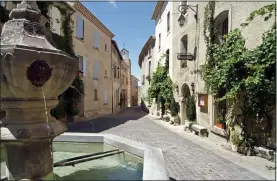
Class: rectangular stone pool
1,142,143,180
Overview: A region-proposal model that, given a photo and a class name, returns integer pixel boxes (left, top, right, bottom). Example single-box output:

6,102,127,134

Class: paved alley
67,107,268,180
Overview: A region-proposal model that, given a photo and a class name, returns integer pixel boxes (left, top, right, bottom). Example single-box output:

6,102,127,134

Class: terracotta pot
216,123,224,129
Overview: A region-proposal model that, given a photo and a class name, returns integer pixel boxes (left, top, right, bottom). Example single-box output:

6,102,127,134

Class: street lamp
178,4,198,27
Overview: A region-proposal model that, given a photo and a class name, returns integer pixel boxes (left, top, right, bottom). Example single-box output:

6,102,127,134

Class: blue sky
82,1,156,84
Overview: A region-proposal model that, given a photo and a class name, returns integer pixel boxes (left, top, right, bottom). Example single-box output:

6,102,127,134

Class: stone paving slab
68,107,269,180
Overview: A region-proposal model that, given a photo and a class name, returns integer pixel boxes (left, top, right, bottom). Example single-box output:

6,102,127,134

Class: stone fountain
0,1,78,180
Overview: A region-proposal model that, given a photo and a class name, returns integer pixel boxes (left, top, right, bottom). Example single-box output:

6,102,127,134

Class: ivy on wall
148,53,173,116
201,2,276,152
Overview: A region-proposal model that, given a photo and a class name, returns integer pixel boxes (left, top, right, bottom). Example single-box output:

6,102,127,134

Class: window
94,31,99,48
78,55,86,76
94,89,98,100
76,15,84,39
104,70,107,78
116,89,119,105
78,56,83,72
126,77,128,85
149,61,151,75
105,44,107,51
180,35,188,68
158,33,161,50
148,48,152,57
167,12,170,32
180,35,188,54
104,90,108,104
114,66,116,78
117,69,120,79
222,18,228,37
93,62,99,79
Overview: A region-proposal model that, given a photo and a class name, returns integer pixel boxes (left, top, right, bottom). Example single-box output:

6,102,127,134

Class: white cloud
108,0,117,8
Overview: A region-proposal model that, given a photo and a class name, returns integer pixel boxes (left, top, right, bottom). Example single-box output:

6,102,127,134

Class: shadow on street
67,107,147,133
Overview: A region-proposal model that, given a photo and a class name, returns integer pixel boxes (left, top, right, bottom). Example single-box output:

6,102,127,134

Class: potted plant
215,115,225,129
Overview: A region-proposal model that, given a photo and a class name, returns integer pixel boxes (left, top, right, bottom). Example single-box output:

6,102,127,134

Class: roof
121,48,129,53
112,40,123,61
131,75,139,81
151,1,165,20
138,36,155,67
73,2,114,38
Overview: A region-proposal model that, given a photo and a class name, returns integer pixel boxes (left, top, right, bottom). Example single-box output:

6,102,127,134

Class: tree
148,61,173,117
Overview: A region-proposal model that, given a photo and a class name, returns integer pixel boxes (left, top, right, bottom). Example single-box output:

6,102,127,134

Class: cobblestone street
68,107,269,180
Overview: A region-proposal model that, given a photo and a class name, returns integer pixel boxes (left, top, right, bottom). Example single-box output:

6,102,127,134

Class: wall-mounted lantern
178,4,198,27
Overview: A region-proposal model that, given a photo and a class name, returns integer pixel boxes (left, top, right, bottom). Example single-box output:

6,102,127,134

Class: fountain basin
1,133,169,180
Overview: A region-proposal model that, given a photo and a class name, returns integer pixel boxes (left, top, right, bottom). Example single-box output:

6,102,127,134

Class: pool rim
54,132,169,180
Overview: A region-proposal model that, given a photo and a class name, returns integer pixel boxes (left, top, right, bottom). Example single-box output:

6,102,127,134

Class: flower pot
216,123,224,129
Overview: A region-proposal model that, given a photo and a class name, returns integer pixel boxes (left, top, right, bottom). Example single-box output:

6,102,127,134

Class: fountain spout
0,0,78,180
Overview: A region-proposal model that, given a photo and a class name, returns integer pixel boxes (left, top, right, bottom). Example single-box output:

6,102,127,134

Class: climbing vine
203,1,215,69
201,3,276,151
148,53,173,116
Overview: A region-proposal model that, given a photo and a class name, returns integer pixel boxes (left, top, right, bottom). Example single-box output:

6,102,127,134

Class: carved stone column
0,1,78,180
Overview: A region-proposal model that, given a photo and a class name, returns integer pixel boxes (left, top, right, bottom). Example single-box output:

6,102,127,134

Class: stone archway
180,83,191,124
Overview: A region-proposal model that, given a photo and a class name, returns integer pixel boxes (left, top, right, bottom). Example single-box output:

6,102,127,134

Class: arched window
214,11,229,44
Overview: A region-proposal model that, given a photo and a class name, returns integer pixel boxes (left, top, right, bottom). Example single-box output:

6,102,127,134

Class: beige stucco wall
111,44,121,113
169,1,275,128
120,61,129,107
71,10,113,118
131,75,139,106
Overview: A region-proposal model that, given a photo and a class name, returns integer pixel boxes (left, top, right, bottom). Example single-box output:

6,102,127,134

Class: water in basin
1,142,143,180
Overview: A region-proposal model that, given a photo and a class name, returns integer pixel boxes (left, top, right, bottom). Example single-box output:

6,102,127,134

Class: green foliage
51,75,85,119
217,115,224,124
148,62,173,105
203,1,216,69
241,4,276,27
201,3,276,143
186,95,196,121
170,98,178,117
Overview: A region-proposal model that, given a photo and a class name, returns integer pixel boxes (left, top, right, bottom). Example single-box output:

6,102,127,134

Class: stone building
131,75,139,106
69,2,114,118
145,1,275,149
121,48,132,107
111,40,123,113
138,36,155,106
120,60,129,108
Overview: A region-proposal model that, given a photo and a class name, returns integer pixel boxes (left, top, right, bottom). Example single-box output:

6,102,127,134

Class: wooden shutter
94,31,99,48
104,90,108,104
94,62,99,79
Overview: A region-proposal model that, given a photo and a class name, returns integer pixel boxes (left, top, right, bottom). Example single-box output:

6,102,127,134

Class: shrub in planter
170,98,178,117
165,116,170,122
186,95,196,121
174,115,181,125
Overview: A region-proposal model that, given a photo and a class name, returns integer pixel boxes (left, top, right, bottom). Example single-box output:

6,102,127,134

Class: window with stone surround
94,89,98,101
76,15,84,40
94,31,99,49
167,12,170,32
